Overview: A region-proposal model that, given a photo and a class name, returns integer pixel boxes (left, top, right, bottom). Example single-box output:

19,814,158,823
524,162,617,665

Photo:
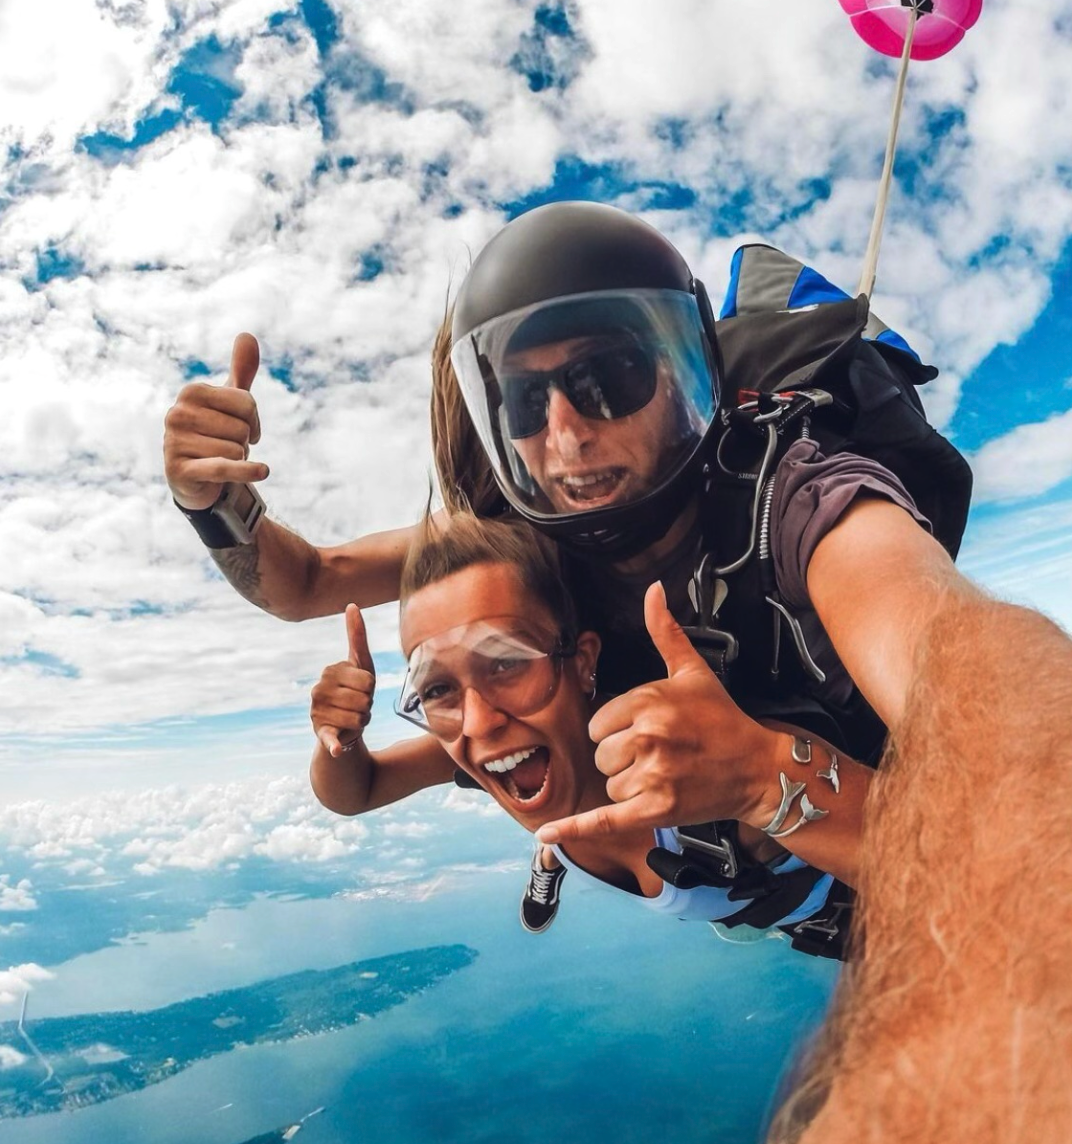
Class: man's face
502,337,681,515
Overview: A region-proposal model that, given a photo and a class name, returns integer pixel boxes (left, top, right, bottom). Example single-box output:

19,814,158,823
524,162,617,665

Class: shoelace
528,863,559,904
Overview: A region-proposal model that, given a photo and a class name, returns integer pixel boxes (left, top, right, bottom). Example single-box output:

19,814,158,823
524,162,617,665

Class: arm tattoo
211,543,271,610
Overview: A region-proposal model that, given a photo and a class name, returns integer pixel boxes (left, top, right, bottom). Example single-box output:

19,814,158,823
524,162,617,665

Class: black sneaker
520,843,567,934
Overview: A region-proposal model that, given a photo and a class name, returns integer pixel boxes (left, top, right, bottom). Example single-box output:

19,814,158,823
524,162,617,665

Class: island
0,944,477,1118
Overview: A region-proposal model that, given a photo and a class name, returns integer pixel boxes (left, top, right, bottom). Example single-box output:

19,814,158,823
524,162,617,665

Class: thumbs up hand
642,576,716,681
164,332,269,510
311,604,378,758
536,581,780,846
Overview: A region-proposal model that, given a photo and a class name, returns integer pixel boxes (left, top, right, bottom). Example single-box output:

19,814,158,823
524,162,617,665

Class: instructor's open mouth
555,468,627,507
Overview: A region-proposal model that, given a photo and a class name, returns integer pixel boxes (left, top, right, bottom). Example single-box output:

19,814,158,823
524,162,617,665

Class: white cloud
233,18,323,123
0,963,53,1008
0,592,43,659
1,774,371,873
970,404,1072,503
341,876,446,903
258,822,352,862
381,821,434,838
0,877,37,913
0,1,172,154
441,787,500,818
0,1045,29,1069
27,841,72,860
340,0,534,106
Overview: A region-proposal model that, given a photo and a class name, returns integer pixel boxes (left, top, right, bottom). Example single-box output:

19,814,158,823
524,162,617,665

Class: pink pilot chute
838,0,983,61
838,0,984,296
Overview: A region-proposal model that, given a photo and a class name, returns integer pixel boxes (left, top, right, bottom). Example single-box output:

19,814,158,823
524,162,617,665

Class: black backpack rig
652,245,973,959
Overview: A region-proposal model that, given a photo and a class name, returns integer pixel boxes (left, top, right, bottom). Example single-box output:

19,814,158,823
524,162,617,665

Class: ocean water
2,857,839,1144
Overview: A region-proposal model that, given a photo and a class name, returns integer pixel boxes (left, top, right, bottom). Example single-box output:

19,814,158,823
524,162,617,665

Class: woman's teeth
483,747,537,774
482,747,550,803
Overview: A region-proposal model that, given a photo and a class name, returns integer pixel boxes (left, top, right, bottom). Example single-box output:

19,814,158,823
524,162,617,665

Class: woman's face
399,562,601,833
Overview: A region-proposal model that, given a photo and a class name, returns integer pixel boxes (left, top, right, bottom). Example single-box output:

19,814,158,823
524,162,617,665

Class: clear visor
450,289,718,521
395,620,575,739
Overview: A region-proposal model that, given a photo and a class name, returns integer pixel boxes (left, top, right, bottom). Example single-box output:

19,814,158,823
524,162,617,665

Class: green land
0,944,477,1118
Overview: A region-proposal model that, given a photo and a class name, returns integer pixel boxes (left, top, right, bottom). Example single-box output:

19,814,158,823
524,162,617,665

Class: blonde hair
430,310,507,517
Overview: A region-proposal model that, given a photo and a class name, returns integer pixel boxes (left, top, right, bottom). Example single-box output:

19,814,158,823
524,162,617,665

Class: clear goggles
395,620,577,740
450,289,718,519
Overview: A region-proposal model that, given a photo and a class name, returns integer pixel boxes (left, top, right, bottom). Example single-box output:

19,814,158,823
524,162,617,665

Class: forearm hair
772,588,1072,1143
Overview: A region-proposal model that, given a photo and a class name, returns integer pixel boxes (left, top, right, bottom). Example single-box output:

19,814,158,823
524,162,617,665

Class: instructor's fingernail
536,826,559,844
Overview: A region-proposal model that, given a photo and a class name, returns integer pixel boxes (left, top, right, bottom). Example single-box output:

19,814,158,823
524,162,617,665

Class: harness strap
648,821,744,887
780,879,856,960
718,865,827,931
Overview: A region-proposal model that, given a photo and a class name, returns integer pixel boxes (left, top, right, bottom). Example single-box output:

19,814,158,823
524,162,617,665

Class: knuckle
650,718,678,745
593,746,616,775
605,777,627,805
590,808,612,834
645,749,673,776
164,406,195,437
180,382,213,407
233,393,255,420
634,730,663,756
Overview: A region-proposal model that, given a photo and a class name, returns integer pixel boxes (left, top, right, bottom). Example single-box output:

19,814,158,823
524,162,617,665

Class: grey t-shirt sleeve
771,439,932,611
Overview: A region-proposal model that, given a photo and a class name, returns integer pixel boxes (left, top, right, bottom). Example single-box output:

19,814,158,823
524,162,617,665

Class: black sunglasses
498,341,658,440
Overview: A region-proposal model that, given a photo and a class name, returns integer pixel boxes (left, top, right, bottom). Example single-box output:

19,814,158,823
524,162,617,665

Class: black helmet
451,201,721,559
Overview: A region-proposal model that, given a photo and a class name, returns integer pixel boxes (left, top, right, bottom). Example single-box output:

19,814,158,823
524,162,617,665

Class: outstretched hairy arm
775,589,1072,1143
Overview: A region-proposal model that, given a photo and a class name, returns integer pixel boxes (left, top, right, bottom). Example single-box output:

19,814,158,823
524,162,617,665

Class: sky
0,0,1070,797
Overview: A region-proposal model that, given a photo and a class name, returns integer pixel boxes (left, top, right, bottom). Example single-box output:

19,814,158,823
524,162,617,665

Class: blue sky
0,0,1070,805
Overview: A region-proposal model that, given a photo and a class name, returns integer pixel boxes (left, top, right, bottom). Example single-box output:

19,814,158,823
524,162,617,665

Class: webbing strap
782,879,856,960
718,865,827,931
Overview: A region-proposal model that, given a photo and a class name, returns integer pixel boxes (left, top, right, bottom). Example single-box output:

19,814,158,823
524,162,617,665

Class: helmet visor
450,289,718,521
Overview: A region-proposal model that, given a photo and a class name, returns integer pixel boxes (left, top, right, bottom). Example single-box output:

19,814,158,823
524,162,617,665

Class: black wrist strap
174,498,242,549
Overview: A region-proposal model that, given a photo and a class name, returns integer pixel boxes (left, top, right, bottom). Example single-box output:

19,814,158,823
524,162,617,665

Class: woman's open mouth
482,746,551,805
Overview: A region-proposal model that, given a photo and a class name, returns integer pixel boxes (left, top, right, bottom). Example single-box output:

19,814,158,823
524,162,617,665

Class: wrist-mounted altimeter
176,482,266,549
